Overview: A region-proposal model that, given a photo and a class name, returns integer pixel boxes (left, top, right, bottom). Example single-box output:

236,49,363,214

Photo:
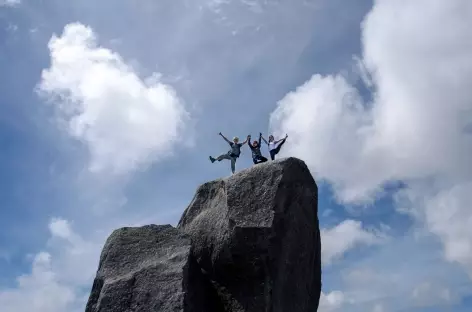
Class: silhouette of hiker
209,132,249,174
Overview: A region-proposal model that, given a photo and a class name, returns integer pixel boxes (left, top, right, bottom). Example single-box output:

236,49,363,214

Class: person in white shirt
261,133,288,160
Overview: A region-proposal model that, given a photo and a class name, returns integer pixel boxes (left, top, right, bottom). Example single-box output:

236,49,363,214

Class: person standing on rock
261,134,288,160
248,133,268,164
209,132,249,174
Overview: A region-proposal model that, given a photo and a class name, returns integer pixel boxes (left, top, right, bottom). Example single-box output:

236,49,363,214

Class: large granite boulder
85,224,221,312
178,157,321,312
85,157,321,312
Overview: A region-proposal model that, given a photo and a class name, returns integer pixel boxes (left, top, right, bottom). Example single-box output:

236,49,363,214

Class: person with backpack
261,134,288,160
209,132,249,174
248,133,268,164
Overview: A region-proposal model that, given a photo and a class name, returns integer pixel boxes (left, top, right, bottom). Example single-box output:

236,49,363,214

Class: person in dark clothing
209,132,249,174
261,134,288,160
248,133,268,164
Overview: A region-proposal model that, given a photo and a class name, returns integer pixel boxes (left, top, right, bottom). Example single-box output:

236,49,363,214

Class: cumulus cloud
269,0,472,276
321,220,384,265
324,232,472,312
38,23,189,175
269,74,375,203
46,218,102,286
319,291,345,312
0,252,76,312
422,182,472,276
49,218,73,239
0,218,99,312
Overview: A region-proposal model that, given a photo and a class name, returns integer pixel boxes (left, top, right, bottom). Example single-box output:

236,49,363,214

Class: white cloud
269,0,472,276
411,282,458,307
0,0,20,7
47,218,102,286
342,268,385,286
0,252,77,312
38,23,190,175
322,231,472,312
321,220,384,265
269,74,375,203
49,218,73,239
338,266,402,308
319,291,345,312
422,182,472,276
0,218,101,312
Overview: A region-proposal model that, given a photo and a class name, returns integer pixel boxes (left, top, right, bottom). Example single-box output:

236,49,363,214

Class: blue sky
1,0,472,311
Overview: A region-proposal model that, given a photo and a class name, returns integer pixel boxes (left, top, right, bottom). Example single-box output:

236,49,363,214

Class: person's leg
230,157,236,173
274,138,286,155
252,157,258,164
270,138,287,160
216,153,232,161
254,155,268,164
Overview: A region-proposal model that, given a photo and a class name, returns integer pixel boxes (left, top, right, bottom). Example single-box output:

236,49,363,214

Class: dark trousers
269,138,286,160
253,155,268,164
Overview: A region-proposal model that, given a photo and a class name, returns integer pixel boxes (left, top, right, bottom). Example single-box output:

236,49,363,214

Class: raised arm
219,132,231,144
247,135,254,150
258,133,262,146
241,135,250,146
260,134,268,145
275,134,288,144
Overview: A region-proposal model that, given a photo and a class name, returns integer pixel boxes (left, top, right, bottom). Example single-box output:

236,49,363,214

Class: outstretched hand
285,134,288,139
259,132,262,137
218,132,222,136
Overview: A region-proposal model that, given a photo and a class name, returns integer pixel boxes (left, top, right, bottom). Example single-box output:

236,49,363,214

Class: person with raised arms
247,133,268,164
209,132,249,174
261,133,288,160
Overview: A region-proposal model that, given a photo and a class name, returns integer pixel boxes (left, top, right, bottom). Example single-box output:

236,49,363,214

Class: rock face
178,157,321,312
85,225,221,312
85,157,321,312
